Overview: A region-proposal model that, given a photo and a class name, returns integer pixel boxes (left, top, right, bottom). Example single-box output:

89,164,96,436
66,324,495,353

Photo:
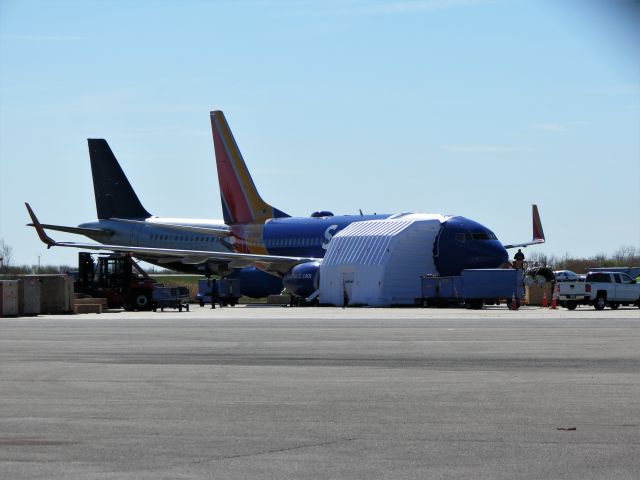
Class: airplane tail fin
503,204,545,249
88,139,152,219
210,111,289,225
532,204,545,243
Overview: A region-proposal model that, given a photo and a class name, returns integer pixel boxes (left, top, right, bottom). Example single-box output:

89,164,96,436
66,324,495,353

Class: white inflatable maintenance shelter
318,213,448,307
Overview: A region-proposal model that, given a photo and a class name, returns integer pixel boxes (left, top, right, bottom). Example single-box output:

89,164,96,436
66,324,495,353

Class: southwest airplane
28,139,282,298
26,110,544,301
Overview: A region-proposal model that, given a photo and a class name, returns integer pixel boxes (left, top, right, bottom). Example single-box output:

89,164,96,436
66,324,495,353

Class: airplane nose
434,216,510,275
467,242,509,269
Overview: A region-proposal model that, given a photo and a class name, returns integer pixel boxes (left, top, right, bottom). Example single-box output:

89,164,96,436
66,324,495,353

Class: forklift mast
76,252,151,289
77,252,95,290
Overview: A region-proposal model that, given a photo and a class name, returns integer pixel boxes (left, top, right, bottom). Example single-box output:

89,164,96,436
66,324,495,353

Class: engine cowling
282,262,320,298
229,267,283,299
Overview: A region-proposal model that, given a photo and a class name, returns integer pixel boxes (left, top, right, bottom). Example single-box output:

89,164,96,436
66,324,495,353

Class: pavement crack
203,437,358,463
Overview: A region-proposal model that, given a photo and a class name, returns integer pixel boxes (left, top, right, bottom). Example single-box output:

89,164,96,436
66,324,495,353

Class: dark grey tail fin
88,139,151,219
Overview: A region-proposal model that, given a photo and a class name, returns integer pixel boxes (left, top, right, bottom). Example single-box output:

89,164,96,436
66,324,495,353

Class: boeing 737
29,139,282,298
26,110,544,302
209,111,544,273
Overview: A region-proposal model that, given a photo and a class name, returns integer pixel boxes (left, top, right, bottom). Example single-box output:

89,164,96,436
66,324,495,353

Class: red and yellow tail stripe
210,111,276,225
532,204,545,242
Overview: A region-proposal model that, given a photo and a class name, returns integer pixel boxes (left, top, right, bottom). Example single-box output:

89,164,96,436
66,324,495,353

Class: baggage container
152,286,190,312
19,278,41,315
23,275,74,314
421,269,523,309
0,280,20,316
196,278,240,307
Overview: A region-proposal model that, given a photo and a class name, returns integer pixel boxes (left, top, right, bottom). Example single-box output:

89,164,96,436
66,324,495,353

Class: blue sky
1,0,639,266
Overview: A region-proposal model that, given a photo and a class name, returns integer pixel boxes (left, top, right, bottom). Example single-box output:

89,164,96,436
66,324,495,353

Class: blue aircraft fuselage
231,213,510,277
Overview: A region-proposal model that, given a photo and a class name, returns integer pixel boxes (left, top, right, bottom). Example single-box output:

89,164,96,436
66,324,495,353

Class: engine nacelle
282,261,320,298
228,267,283,299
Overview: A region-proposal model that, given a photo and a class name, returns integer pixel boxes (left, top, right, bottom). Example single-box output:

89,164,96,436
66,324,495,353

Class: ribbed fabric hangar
318,214,447,307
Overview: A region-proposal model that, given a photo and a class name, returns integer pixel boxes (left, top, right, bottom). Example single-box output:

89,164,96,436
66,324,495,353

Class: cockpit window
456,231,497,242
471,231,497,240
471,232,489,240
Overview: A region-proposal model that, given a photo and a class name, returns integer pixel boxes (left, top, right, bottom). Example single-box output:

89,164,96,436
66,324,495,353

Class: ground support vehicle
75,252,157,311
556,281,589,310
421,269,524,310
585,271,640,310
152,286,190,312
196,278,240,307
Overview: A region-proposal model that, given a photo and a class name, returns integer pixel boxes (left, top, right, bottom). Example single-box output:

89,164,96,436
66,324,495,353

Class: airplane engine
229,267,283,299
282,261,321,298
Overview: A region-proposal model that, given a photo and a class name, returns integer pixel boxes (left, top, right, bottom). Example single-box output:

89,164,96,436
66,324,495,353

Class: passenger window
614,274,621,283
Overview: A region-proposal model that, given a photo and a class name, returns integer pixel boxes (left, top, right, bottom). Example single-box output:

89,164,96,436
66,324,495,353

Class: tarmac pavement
1,305,639,479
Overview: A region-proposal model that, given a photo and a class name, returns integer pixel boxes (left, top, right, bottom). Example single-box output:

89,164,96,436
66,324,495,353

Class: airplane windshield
455,231,498,243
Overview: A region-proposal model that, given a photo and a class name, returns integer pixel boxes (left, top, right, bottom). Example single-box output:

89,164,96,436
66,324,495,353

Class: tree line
525,246,639,273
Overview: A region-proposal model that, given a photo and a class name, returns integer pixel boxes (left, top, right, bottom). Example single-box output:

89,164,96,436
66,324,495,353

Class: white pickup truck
556,278,589,310
585,271,640,310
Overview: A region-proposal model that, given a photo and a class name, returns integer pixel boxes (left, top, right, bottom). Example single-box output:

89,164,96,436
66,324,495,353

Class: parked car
554,270,580,282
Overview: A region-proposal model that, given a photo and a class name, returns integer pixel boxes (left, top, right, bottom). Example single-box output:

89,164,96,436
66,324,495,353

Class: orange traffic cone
542,291,548,308
550,292,557,310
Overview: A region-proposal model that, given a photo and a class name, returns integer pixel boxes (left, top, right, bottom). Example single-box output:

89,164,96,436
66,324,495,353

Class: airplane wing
28,219,231,240
110,218,232,238
26,223,114,237
503,204,545,249
26,203,317,276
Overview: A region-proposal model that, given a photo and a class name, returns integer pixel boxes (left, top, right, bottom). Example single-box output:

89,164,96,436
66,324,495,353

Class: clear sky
1,0,639,267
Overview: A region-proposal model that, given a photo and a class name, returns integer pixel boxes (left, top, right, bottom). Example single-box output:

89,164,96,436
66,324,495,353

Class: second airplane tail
210,111,289,225
88,139,151,220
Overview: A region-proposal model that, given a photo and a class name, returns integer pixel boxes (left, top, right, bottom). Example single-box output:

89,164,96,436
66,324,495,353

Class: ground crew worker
514,249,525,269
210,279,219,309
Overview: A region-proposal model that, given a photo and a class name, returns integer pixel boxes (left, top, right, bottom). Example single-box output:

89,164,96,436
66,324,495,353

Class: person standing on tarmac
514,249,525,269
210,279,219,309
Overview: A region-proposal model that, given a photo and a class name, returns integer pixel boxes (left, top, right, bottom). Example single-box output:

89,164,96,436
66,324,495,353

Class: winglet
532,204,545,243
25,203,57,248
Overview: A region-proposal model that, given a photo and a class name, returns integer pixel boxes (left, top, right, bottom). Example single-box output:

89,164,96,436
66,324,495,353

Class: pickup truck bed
556,281,589,310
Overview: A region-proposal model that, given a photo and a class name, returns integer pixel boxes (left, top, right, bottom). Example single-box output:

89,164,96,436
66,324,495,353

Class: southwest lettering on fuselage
322,224,339,250
237,216,386,258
